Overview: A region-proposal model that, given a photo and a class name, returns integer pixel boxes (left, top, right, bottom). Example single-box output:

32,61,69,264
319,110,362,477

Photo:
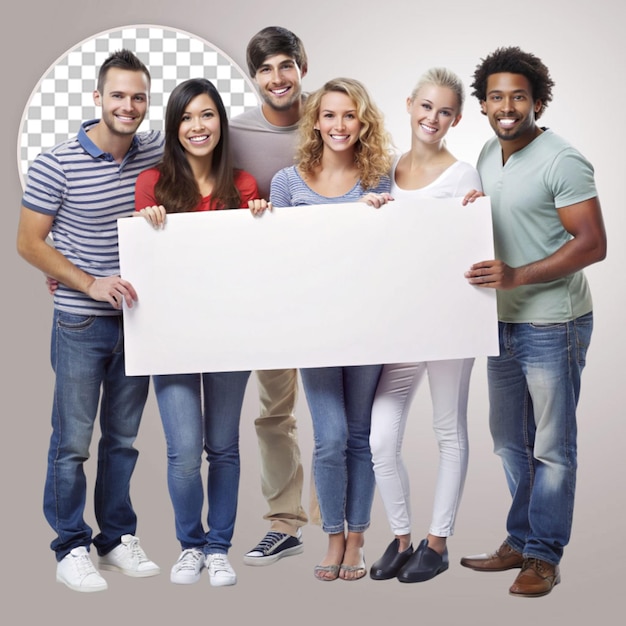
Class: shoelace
208,555,230,573
126,537,149,563
177,549,204,570
254,532,284,553
522,558,549,576
74,551,98,576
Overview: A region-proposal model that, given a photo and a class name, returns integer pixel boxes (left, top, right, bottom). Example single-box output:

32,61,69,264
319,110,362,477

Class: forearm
18,236,95,294
513,234,607,287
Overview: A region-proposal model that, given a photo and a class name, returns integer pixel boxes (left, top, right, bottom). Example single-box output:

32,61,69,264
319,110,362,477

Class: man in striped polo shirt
17,49,164,593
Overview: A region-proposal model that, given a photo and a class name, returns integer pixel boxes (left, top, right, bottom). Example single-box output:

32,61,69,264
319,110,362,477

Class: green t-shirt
478,129,597,323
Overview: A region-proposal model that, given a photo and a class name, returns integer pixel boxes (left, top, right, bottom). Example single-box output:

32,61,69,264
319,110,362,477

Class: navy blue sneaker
243,529,303,566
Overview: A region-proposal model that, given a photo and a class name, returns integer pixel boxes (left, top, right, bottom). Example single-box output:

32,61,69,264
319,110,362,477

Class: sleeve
549,149,597,209
235,169,260,207
134,168,160,211
269,168,294,207
21,152,66,216
452,162,483,195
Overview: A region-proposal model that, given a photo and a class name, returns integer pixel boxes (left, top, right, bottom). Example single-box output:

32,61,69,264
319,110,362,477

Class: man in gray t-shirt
230,26,310,566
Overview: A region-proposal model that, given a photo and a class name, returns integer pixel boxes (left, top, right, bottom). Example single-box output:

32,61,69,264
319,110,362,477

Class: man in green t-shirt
460,46,607,598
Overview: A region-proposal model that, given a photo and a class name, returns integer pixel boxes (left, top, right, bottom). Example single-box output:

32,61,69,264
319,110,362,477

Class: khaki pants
255,369,308,535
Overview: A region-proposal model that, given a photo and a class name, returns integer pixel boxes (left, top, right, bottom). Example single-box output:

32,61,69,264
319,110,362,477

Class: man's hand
87,275,139,309
465,260,518,290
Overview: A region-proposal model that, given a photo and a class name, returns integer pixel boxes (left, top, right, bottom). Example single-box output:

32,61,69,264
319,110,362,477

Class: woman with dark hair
135,78,267,588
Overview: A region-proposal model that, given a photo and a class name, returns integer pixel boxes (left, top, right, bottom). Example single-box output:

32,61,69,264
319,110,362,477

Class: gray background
2,1,623,623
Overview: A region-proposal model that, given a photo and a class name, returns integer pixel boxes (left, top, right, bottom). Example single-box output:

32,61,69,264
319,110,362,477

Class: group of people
17,25,606,599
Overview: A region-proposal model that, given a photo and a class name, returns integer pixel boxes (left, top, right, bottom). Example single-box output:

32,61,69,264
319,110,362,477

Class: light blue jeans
488,312,593,565
153,370,250,555
300,365,382,534
45,311,149,560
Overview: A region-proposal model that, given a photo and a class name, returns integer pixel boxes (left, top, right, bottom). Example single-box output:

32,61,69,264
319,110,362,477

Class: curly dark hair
470,47,555,119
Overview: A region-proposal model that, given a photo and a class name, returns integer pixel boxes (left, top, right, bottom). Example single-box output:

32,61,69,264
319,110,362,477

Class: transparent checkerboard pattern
18,25,259,185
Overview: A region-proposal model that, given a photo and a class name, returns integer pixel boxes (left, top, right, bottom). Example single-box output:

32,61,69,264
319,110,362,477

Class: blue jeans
488,313,593,565
44,311,149,560
153,370,250,554
300,365,382,534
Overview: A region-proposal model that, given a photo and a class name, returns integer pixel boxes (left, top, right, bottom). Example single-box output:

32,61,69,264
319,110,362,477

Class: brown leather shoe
460,541,524,571
509,558,560,597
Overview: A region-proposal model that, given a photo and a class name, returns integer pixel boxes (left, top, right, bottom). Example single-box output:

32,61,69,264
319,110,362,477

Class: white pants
369,358,473,537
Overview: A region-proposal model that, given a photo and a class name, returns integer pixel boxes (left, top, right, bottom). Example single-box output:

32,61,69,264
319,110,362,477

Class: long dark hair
155,78,240,212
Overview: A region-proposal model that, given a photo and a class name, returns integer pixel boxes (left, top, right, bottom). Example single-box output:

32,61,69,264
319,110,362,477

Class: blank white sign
118,197,498,375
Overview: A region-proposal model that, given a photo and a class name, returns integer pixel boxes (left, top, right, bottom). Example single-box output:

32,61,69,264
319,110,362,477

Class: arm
134,168,167,228
269,168,293,208
465,197,607,289
17,206,138,309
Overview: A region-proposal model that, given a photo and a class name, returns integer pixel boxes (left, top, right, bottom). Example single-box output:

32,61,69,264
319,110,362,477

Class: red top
135,167,259,211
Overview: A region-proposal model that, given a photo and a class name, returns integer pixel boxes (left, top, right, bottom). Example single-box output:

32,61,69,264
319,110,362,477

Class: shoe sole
99,562,161,578
56,575,108,592
243,543,304,566
460,563,524,572
208,575,237,587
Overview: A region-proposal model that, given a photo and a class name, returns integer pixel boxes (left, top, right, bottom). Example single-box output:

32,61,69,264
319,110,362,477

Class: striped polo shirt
22,120,164,316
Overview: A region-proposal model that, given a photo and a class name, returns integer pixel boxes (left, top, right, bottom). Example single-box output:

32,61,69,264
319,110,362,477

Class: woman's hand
249,199,273,216
46,275,59,295
360,192,394,208
137,205,167,228
461,189,485,205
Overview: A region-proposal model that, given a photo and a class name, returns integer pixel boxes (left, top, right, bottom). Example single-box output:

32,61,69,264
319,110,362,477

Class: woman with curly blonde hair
269,77,393,582
295,77,392,191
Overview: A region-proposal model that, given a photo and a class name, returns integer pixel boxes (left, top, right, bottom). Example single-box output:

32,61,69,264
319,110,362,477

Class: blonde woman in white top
367,68,482,584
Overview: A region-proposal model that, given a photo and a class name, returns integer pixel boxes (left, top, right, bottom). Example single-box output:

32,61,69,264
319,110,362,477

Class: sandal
314,563,340,581
339,549,366,581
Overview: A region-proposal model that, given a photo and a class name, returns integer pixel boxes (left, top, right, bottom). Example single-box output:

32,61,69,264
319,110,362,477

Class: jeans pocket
56,312,96,331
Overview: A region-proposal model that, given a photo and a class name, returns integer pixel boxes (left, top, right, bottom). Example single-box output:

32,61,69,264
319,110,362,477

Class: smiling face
254,53,305,113
407,83,461,145
177,93,221,160
481,72,541,146
314,91,362,154
93,68,149,137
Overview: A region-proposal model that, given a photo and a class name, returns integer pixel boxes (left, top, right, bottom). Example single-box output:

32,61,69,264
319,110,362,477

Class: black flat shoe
397,538,448,583
369,539,414,580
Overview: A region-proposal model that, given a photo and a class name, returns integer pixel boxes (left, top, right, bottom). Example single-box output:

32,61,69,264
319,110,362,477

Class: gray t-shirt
229,106,300,199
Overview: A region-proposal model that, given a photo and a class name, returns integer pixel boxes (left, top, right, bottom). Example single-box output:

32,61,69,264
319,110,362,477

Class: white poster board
118,197,498,375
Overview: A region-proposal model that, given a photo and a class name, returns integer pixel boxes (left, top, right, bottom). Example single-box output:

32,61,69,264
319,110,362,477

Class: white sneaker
99,534,160,577
206,553,237,587
56,546,108,593
170,548,205,584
